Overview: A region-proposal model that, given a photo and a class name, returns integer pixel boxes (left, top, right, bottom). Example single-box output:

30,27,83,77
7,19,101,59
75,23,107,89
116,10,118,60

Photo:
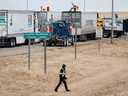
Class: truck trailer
0,10,40,47
62,11,98,41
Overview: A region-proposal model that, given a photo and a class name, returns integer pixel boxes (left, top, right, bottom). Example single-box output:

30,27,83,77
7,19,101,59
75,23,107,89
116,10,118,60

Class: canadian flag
44,23,52,32
69,25,72,33
47,7,50,12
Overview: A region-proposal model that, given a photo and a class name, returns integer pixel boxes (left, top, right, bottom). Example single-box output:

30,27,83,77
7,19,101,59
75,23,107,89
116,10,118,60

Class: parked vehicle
0,10,40,47
43,20,74,46
102,18,128,38
36,11,98,43
62,11,98,41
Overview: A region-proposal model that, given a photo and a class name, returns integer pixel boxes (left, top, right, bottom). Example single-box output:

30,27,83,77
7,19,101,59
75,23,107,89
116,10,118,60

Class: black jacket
59,64,67,80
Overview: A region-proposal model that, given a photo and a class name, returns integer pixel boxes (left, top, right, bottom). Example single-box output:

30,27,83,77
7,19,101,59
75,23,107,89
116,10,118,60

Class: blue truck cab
44,20,74,47
53,21,70,36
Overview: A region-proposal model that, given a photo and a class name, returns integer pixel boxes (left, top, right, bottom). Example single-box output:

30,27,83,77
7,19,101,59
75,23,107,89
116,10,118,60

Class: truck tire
31,39,35,45
49,40,52,46
113,32,118,38
54,39,57,46
90,33,94,40
103,32,109,38
49,42,52,46
71,42,74,45
8,38,13,47
25,39,34,45
25,39,28,45
37,41,41,44
54,43,57,46
93,33,96,40
63,38,67,47
13,38,16,47
66,37,68,46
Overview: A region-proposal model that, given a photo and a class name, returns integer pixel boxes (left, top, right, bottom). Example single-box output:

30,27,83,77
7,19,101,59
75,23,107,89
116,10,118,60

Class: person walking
54,64,70,92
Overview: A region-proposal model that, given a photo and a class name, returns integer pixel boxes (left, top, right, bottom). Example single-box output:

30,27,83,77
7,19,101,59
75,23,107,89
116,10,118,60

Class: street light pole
111,0,114,44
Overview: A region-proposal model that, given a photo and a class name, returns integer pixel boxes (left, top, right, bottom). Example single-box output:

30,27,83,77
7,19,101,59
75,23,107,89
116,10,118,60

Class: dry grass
99,11,128,19
0,40,128,96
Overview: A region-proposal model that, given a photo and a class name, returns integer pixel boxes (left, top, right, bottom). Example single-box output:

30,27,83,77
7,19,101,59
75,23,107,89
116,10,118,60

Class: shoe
66,90,70,92
54,89,58,92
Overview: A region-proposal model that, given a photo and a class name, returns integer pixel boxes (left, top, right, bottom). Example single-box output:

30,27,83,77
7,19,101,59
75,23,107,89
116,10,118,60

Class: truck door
0,11,7,37
62,23,68,36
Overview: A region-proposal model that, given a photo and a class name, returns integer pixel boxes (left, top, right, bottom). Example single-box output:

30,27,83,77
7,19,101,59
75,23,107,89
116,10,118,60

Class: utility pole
84,0,86,12
44,38,46,74
74,6,77,59
111,0,114,44
27,0,28,11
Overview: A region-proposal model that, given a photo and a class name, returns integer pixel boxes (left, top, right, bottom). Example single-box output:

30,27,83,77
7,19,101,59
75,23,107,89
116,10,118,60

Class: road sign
95,17,104,29
24,32,51,39
96,29,103,37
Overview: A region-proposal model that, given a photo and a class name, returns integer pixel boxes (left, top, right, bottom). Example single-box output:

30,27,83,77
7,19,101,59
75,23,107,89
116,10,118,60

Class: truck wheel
48,40,52,46
63,38,67,47
71,42,74,45
90,33,94,40
113,32,118,38
25,39,33,45
54,43,57,46
49,42,52,46
93,33,96,40
37,41,41,44
66,37,68,46
103,32,109,38
31,39,35,44
13,38,16,47
25,39,28,45
8,38,13,47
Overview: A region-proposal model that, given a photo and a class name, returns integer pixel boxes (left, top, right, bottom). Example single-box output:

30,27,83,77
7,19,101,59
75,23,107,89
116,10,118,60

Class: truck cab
53,20,72,36
43,20,74,47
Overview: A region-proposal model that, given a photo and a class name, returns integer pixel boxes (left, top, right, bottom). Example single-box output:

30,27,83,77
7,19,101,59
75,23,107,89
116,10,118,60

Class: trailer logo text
86,20,93,26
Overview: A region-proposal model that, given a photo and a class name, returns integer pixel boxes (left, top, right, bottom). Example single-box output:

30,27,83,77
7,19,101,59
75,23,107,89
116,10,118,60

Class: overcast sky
0,0,128,12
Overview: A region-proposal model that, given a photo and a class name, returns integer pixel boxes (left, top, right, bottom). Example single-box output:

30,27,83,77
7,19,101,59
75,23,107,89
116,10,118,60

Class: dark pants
55,77,68,91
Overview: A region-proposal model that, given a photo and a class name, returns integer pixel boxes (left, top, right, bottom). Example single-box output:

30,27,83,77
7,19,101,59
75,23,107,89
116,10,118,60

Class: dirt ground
99,11,128,19
0,39,128,96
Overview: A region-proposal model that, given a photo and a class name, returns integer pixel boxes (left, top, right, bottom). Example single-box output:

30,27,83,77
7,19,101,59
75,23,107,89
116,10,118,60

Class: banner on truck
28,15,32,25
0,12,5,23
86,20,93,26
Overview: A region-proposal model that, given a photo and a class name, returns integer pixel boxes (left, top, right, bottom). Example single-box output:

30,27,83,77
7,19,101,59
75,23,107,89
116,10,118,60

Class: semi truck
0,10,40,47
39,11,98,46
34,11,74,46
103,18,128,38
62,11,98,41
44,20,74,46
